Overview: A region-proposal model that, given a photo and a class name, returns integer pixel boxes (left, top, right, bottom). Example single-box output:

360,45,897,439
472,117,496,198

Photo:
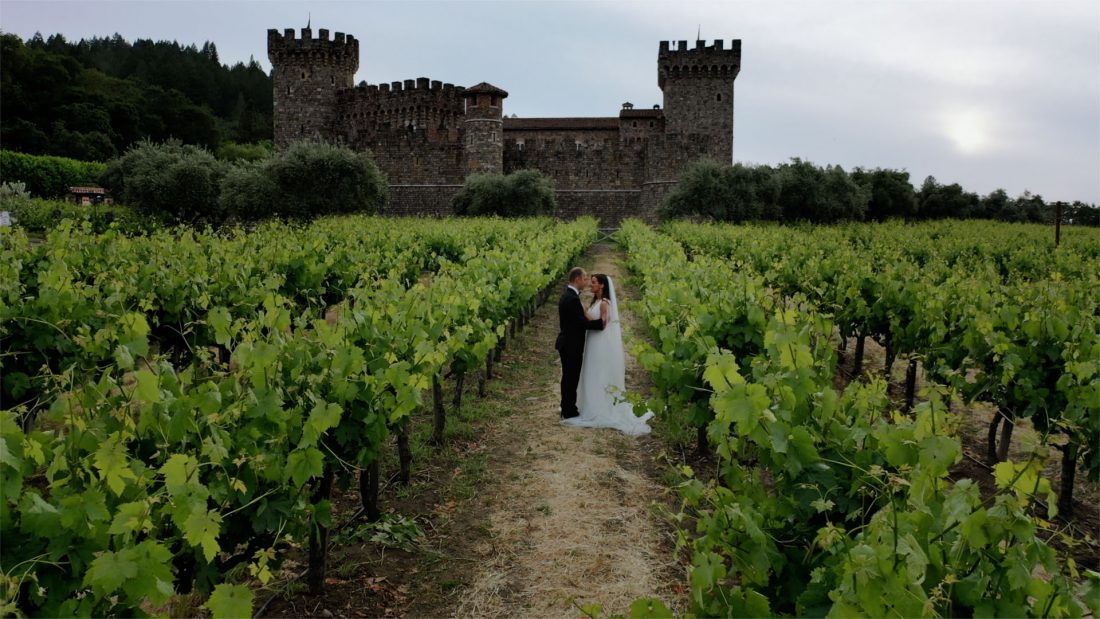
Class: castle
268,27,741,223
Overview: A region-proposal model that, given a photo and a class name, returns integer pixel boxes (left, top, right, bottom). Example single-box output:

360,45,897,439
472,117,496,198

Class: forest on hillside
0,32,272,161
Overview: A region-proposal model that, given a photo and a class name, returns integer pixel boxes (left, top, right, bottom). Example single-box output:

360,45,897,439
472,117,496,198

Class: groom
556,267,605,419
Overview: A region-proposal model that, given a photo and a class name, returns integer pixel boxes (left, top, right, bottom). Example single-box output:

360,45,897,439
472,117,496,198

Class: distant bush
452,170,556,217
215,140,273,162
101,140,228,224
4,196,159,235
663,159,779,222
851,167,917,221
775,158,868,223
218,160,277,221
0,150,107,198
262,141,387,220
102,140,386,224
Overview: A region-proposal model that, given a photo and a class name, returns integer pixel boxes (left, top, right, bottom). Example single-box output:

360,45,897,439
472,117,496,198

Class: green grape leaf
629,598,674,619
208,306,233,347
307,401,343,435
109,500,154,535
134,368,162,404
183,506,223,562
123,540,175,606
286,447,324,487
93,434,137,496
161,453,199,496
205,583,254,619
918,436,961,476
84,549,138,596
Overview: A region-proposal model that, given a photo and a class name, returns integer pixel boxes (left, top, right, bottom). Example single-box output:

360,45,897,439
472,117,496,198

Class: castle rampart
269,28,740,223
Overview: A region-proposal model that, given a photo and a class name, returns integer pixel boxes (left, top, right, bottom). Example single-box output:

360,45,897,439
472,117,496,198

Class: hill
0,31,272,161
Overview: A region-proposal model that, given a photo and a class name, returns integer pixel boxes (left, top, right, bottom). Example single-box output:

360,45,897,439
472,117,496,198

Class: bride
562,274,654,436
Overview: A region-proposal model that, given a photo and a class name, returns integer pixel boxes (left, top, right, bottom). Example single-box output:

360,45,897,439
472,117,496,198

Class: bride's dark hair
592,273,610,300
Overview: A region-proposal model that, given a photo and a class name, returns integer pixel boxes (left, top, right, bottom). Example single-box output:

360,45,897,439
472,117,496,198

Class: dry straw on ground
452,243,676,618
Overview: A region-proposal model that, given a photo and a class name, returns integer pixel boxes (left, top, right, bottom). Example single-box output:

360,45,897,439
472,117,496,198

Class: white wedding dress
562,277,654,436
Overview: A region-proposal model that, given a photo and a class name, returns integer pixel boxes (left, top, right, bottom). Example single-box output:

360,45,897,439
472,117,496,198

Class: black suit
556,286,604,418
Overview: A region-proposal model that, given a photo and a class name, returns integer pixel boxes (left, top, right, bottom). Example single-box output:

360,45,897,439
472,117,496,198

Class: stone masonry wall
356,131,466,184
503,134,646,190
383,185,461,217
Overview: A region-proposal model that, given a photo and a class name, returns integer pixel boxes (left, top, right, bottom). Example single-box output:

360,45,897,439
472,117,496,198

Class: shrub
662,159,780,222
218,160,277,221
775,159,868,223
851,167,917,221
0,150,107,198
4,197,158,235
915,176,979,220
216,140,273,162
102,140,227,224
263,141,386,219
452,170,556,217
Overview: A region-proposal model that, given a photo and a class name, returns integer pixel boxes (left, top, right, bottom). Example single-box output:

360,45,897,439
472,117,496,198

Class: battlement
357,78,462,94
658,39,741,88
268,27,359,67
658,39,741,56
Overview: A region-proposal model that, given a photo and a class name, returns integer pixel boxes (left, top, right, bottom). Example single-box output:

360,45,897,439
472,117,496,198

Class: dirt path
404,241,683,618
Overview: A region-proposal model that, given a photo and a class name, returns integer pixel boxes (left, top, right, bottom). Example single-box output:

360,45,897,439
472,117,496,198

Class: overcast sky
3,0,1099,203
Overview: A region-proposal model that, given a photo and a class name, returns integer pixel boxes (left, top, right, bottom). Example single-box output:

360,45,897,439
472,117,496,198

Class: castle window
716,93,722,102
302,71,306,79
649,121,655,128
286,85,291,95
491,96,498,106
632,121,637,128
331,76,335,85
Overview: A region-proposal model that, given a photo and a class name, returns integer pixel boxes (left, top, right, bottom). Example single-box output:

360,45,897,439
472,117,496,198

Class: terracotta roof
464,82,508,97
503,117,620,131
68,186,107,194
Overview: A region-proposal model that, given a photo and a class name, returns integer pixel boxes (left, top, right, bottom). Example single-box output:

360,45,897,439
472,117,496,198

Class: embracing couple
555,267,654,436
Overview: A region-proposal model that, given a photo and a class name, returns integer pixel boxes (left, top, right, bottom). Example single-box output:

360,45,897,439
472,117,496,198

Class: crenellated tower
268,27,359,150
658,40,741,162
462,82,508,174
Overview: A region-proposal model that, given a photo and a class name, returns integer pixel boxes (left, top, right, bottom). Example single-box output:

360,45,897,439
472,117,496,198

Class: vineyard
618,219,1099,617
2,214,1098,618
0,216,596,616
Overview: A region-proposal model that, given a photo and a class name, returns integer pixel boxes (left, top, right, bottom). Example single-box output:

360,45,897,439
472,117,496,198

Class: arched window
716,93,722,102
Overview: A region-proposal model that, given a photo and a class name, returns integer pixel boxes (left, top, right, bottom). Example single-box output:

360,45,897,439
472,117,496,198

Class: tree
263,141,387,219
775,158,867,223
101,139,227,223
851,167,917,221
452,170,556,217
916,176,979,219
977,188,1011,220
661,158,731,221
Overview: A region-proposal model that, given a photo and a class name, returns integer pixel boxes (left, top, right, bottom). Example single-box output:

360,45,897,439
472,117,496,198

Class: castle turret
268,27,359,150
462,82,508,174
658,40,741,162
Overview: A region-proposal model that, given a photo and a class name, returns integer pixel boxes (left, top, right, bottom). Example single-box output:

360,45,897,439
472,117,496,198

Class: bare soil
836,335,1100,571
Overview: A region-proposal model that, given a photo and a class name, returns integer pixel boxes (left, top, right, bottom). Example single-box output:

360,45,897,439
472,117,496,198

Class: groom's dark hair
567,267,586,283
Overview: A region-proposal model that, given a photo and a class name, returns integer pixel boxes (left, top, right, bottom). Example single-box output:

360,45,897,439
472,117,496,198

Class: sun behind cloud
944,107,992,154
